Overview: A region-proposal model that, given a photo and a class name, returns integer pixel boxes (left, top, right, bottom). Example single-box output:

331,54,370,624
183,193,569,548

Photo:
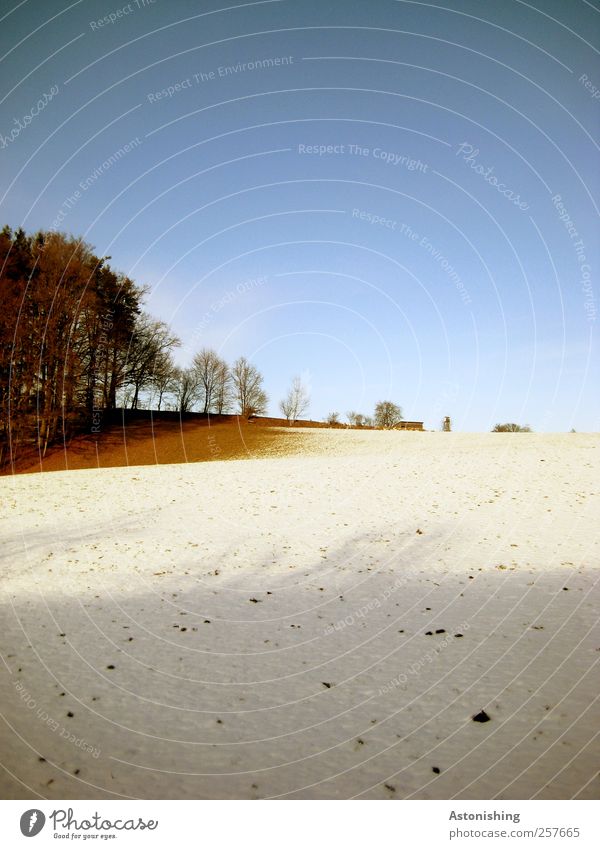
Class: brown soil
5,412,332,475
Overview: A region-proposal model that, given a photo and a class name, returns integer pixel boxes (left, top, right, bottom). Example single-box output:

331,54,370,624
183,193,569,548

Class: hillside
1,433,598,800
6,411,337,475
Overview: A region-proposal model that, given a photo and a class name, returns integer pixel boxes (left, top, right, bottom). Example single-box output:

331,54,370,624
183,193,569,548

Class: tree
0,227,145,463
231,356,268,417
0,226,37,463
347,411,366,427
193,348,229,414
0,225,176,466
28,231,96,454
125,314,180,410
84,265,142,414
212,359,232,414
492,423,532,432
150,351,178,411
172,367,200,413
325,411,340,425
374,400,403,429
279,375,310,424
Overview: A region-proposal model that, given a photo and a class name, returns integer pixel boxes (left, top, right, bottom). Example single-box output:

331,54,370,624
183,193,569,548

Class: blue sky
1,0,598,430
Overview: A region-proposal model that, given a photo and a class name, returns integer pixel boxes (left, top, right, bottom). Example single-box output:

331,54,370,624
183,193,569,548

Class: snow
1,432,598,799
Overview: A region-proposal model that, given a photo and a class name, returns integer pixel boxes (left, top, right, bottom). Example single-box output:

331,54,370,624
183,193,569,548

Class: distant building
393,421,424,431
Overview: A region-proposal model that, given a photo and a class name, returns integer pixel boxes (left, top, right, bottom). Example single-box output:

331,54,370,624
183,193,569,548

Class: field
1,430,598,799
6,412,333,475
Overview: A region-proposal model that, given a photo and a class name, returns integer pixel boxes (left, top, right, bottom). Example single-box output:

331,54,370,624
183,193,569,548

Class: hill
5,410,337,475
1,433,598,799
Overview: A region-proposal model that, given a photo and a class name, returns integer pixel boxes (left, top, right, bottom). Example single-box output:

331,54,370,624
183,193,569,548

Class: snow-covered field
1,432,598,799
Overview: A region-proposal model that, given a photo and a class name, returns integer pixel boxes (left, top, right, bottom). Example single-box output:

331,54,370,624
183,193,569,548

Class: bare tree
231,356,268,417
492,422,532,432
193,348,229,414
279,375,310,425
347,411,367,427
374,400,403,429
172,367,200,413
0,227,146,464
125,314,181,410
150,351,178,411
325,411,340,425
213,359,232,414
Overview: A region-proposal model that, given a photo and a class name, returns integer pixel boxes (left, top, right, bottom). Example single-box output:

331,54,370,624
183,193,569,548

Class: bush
492,423,532,432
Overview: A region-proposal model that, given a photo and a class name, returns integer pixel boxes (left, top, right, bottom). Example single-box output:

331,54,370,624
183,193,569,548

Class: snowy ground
1,432,599,799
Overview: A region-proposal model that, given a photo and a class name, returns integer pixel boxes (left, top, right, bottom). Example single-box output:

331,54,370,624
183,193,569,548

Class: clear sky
1,0,598,430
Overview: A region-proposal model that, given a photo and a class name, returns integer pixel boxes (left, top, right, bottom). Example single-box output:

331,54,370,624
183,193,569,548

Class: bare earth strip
7,416,319,475
0,432,598,799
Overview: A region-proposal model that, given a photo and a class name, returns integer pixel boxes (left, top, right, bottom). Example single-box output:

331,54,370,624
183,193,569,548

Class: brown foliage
0,227,150,466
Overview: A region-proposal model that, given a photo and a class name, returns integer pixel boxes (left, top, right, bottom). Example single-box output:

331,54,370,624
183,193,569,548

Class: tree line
325,401,404,429
168,351,268,418
1,227,142,464
0,226,415,467
1,225,544,465
0,227,270,465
